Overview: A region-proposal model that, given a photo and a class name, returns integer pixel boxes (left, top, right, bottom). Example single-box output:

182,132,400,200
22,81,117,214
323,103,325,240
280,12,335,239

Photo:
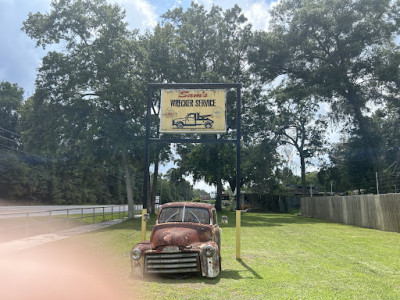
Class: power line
0,134,19,144
0,143,24,153
0,142,26,154
0,126,20,138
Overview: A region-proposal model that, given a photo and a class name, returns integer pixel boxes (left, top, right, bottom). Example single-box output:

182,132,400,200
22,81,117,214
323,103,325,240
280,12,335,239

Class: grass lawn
12,211,400,299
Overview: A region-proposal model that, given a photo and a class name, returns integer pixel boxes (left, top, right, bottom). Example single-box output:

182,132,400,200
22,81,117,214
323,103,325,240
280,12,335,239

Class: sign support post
236,85,241,259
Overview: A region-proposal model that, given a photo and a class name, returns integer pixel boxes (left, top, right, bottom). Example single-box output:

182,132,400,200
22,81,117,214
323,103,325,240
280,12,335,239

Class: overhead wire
0,134,19,144
0,126,21,137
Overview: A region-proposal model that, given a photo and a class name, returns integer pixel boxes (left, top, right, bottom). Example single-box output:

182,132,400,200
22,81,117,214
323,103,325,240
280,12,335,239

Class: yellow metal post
141,208,147,241
236,210,241,259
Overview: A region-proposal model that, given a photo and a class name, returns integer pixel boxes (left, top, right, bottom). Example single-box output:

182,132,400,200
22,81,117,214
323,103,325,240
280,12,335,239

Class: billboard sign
160,89,226,134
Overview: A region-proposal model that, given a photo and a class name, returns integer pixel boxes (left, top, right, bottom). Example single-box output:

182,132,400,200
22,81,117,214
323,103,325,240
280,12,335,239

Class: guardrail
0,204,151,243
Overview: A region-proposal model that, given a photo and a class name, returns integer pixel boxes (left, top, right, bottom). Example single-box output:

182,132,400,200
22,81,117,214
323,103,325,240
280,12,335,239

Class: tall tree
249,0,400,185
22,0,144,215
135,25,179,213
253,84,327,196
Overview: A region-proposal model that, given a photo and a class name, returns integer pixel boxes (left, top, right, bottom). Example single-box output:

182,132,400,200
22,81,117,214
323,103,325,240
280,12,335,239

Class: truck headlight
131,248,142,260
204,245,216,257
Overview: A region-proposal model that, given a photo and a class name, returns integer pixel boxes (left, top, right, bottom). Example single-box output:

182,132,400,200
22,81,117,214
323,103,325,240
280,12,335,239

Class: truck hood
150,223,213,249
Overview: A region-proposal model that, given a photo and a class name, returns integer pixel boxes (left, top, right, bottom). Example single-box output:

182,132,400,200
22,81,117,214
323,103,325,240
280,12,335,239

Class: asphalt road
0,204,132,218
0,218,127,255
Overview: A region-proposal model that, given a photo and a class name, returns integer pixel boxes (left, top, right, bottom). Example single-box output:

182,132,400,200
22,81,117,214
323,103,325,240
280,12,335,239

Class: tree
249,0,400,185
0,82,23,150
135,24,179,213
251,82,327,196
319,137,377,194
0,82,25,200
240,141,280,194
22,0,144,215
176,143,232,210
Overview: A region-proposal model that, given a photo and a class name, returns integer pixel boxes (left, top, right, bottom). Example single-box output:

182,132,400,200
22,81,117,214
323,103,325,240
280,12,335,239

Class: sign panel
160,89,226,133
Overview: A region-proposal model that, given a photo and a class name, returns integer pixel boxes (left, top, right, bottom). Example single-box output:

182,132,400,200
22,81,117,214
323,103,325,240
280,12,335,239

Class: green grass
33,211,400,299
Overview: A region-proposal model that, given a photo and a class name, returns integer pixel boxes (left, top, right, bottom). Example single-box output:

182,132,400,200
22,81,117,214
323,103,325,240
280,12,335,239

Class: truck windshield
158,207,210,224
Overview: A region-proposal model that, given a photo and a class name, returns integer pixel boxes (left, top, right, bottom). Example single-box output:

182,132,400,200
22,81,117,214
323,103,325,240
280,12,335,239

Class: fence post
342,197,348,224
375,195,384,231
81,208,83,225
102,207,105,222
67,209,69,228
92,208,95,224
111,206,114,220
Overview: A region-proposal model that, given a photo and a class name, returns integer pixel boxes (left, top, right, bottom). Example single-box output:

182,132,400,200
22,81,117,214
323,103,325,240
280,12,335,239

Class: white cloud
193,0,277,31
242,1,271,31
114,0,158,31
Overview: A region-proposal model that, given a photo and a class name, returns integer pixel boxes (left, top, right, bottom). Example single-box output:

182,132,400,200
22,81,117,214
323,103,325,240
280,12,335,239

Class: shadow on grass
133,268,243,285
135,272,222,285
237,259,262,279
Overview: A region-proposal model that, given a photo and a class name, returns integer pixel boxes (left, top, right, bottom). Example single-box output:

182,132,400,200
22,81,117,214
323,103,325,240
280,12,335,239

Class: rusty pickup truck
130,202,221,278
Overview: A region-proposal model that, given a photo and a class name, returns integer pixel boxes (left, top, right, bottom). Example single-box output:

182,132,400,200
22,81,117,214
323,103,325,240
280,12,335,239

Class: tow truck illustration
172,112,214,129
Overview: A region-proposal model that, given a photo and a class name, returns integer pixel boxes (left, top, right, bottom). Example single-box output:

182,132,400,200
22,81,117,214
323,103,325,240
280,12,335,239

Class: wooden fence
301,194,400,233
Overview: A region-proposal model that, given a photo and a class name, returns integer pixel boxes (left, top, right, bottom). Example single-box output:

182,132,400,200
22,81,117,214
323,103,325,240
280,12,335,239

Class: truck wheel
205,122,212,128
176,122,184,129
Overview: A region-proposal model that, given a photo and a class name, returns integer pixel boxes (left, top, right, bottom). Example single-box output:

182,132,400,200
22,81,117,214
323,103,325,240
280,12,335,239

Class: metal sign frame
143,83,241,211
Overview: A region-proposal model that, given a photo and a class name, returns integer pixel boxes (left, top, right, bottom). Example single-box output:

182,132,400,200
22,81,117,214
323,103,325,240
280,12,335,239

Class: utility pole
330,181,333,196
376,172,379,195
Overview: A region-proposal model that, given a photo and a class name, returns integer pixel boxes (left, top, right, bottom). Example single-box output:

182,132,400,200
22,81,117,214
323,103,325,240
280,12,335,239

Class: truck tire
176,122,184,129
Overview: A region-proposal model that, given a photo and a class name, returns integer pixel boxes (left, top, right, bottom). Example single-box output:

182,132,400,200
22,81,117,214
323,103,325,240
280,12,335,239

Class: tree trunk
122,151,134,218
300,152,307,197
228,177,236,197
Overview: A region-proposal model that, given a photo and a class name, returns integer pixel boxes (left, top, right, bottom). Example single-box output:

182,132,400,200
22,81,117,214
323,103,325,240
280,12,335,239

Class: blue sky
0,0,276,98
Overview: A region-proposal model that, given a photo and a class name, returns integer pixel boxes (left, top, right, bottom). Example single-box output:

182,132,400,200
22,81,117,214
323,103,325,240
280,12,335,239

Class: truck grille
145,252,200,274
